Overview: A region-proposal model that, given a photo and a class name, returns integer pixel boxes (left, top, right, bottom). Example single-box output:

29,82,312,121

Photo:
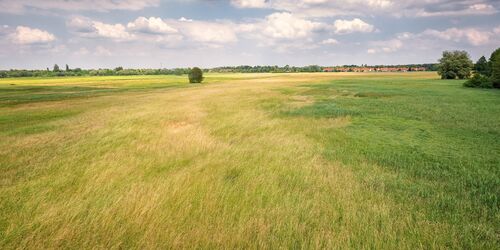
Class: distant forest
0,64,438,78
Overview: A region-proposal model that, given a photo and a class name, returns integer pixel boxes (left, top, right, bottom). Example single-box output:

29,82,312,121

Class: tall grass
0,73,498,248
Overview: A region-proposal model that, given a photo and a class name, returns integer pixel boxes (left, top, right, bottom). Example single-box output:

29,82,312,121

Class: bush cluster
463,74,492,88
463,48,500,89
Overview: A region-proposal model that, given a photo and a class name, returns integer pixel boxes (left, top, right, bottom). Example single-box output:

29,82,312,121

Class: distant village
208,64,436,73
322,66,428,72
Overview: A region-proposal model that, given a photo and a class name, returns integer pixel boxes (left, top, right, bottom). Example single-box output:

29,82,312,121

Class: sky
0,0,499,69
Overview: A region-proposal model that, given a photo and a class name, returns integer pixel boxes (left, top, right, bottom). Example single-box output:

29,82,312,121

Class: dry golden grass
0,72,498,248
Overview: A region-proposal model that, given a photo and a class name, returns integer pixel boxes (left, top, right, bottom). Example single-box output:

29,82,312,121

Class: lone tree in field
188,67,203,83
438,50,473,79
489,48,500,88
53,64,60,72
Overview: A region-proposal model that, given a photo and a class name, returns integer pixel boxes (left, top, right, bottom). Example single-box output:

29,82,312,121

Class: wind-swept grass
0,72,498,248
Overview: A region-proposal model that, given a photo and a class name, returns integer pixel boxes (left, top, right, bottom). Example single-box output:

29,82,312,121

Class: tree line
0,64,436,78
438,47,500,88
0,65,191,78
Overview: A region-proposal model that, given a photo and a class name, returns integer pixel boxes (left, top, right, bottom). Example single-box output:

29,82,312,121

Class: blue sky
0,0,499,69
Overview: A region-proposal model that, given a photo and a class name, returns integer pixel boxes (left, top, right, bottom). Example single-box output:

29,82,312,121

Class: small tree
489,48,500,88
437,50,473,79
53,64,60,72
188,67,203,83
474,56,488,75
65,64,70,71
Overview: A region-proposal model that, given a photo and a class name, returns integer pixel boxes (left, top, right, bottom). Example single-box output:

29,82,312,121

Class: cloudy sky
0,0,499,69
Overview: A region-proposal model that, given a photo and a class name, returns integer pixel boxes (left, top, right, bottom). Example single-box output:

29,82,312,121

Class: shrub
188,67,203,83
464,74,492,88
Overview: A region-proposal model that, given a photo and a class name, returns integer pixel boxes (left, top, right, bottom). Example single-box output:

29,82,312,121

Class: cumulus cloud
366,26,499,55
127,17,178,34
93,22,134,40
333,18,374,34
235,12,325,51
414,3,497,17
67,16,239,46
9,26,56,44
231,0,269,8
229,0,498,18
321,38,339,45
178,17,193,22
423,28,492,46
261,12,323,39
0,0,159,13
68,17,134,40
177,20,238,44
67,16,96,33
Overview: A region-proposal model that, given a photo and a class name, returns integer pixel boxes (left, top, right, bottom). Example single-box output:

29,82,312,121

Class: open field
0,72,499,248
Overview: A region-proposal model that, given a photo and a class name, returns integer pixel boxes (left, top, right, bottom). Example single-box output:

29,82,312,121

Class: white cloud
93,22,134,40
261,12,323,39
177,20,238,44
235,12,325,52
423,28,492,46
68,17,134,41
67,16,96,33
366,26,500,56
231,0,269,8
0,0,159,13
367,49,376,54
321,38,339,45
179,17,193,22
10,26,56,44
229,0,498,18
127,17,178,34
236,12,324,53
333,18,374,34
415,3,497,17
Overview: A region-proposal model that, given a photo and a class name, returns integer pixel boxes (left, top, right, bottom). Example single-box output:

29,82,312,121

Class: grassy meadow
0,72,498,248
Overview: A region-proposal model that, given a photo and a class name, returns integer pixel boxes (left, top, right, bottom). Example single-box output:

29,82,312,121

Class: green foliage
65,64,70,71
474,56,489,75
53,64,60,72
464,74,492,88
438,50,473,79
188,67,203,83
489,48,500,88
